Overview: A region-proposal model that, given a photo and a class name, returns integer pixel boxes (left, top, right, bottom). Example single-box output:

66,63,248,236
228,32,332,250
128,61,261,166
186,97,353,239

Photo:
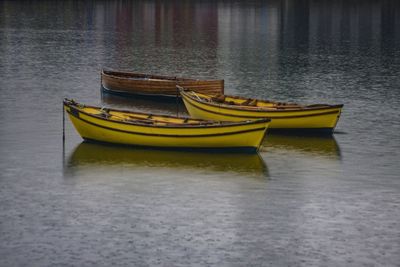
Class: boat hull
64,102,269,153
101,69,224,98
181,90,343,134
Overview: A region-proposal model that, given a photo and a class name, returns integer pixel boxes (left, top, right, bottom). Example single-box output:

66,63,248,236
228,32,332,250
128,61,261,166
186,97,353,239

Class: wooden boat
101,69,224,98
63,99,270,153
180,88,343,135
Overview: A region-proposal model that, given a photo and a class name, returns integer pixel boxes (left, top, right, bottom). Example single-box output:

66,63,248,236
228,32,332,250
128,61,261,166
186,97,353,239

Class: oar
62,101,65,142
176,85,179,117
62,101,66,171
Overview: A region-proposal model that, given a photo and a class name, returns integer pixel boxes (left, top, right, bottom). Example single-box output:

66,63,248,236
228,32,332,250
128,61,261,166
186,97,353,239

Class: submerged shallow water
1,1,400,266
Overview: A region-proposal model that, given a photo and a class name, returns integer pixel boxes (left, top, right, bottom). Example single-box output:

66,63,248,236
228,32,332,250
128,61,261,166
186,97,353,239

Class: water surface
1,1,399,266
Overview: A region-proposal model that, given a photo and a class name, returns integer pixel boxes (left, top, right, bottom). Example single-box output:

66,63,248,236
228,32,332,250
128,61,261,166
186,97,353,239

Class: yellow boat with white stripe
63,99,270,153
180,89,343,135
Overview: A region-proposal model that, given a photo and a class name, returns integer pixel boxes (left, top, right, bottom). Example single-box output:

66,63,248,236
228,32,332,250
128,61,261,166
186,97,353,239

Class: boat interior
65,100,236,127
186,90,333,110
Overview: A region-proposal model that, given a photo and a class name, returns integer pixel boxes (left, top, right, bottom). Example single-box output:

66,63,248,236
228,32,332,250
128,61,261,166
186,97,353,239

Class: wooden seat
248,99,258,106
211,95,225,103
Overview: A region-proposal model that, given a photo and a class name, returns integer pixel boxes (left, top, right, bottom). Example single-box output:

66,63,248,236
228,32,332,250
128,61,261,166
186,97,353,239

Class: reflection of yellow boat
68,142,268,174
180,89,343,135
263,135,341,158
63,99,270,153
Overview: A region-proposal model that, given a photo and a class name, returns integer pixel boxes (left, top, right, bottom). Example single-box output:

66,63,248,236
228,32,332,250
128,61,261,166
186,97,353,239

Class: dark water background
1,1,399,266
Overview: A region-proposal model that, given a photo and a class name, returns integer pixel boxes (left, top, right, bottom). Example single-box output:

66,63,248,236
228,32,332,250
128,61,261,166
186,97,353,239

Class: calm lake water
1,1,400,266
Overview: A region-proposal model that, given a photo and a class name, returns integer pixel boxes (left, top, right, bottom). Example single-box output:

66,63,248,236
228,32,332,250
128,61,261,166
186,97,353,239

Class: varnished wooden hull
101,69,224,98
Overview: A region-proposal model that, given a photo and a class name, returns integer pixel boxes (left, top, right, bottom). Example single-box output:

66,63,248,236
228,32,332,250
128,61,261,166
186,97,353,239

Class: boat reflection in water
260,134,342,177
66,141,269,176
101,88,187,116
262,134,341,159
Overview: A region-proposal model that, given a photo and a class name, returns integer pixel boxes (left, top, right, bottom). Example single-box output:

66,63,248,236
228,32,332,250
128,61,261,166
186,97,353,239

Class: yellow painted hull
181,90,343,134
64,100,270,153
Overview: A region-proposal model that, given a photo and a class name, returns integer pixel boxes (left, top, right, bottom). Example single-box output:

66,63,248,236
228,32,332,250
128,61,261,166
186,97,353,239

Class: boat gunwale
101,85,180,99
101,69,224,83
63,99,271,129
180,89,344,113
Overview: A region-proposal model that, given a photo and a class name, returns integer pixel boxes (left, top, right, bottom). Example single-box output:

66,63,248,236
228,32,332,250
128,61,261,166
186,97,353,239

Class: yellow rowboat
180,89,343,135
63,99,270,153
